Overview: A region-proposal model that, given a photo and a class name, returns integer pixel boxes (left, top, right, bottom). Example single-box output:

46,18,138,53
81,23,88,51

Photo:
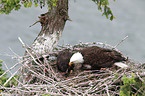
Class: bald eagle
57,46,128,77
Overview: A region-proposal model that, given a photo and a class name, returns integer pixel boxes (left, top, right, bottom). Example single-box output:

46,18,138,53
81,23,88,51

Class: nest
1,41,145,96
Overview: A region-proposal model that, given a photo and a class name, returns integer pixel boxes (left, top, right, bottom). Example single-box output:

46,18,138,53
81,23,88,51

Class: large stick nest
1,41,145,96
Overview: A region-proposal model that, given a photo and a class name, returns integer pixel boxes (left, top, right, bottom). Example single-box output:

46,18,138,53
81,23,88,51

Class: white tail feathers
114,62,128,68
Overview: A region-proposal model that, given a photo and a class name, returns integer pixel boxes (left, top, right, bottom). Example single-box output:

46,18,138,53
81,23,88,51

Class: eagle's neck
74,63,82,70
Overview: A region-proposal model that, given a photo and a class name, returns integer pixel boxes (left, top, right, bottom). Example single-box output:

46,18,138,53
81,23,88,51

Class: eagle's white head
69,52,84,66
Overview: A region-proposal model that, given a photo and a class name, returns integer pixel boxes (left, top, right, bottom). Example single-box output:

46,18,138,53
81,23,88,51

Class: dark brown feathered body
80,46,126,70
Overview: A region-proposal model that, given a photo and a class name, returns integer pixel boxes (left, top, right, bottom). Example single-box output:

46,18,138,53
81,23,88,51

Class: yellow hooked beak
69,62,73,66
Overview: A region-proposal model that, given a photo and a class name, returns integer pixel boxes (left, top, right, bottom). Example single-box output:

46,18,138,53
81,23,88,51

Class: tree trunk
20,0,69,84
26,0,69,55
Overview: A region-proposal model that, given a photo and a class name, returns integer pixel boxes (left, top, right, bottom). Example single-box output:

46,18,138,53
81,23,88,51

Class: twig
45,59,60,81
105,83,110,96
18,37,40,65
28,21,40,28
0,61,21,78
8,47,20,58
113,35,128,48
3,66,21,86
136,72,144,82
23,64,55,83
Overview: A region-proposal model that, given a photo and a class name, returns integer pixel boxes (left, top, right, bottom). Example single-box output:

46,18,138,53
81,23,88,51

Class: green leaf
35,3,39,7
105,0,109,5
52,2,56,7
110,15,113,21
93,0,116,21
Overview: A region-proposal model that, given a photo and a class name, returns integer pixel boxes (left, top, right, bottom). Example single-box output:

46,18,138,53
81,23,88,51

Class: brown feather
80,46,126,70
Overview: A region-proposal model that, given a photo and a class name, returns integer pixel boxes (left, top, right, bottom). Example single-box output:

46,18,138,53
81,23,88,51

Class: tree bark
26,0,69,55
20,0,69,84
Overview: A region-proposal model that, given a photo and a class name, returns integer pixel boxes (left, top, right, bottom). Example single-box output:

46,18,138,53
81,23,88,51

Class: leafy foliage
0,0,116,20
0,61,8,86
0,0,21,14
0,61,18,88
92,0,116,20
0,0,58,14
120,73,145,96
